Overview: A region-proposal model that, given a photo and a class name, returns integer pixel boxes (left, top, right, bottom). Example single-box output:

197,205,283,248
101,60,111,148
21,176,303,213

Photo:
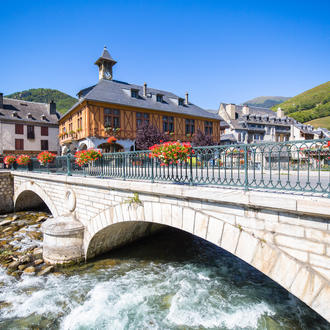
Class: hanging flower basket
149,141,194,166
107,136,117,144
37,151,56,166
16,155,31,166
74,149,102,167
4,155,16,166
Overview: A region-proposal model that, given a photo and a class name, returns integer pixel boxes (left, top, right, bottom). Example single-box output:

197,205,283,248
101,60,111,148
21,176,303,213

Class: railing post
67,153,72,176
151,155,154,183
189,149,193,186
244,145,248,190
122,153,126,180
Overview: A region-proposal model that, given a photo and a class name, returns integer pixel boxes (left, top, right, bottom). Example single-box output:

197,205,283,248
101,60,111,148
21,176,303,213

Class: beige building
0,93,60,156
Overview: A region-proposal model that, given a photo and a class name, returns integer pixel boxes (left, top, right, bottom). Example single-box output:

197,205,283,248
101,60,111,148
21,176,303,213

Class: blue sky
1,0,329,109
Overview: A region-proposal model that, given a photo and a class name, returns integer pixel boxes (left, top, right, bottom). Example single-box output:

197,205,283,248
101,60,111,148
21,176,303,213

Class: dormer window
27,113,32,119
131,89,139,98
156,94,163,102
12,112,18,117
41,114,46,120
178,98,184,106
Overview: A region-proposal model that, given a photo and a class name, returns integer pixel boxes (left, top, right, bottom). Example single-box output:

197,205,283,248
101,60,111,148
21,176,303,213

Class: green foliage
124,193,142,206
244,96,290,108
271,81,330,125
6,88,77,114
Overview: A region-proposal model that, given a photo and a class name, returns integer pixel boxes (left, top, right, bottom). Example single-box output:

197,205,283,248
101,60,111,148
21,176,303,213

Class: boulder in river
8,260,20,270
0,220,12,226
18,264,27,271
37,266,54,276
34,259,44,266
24,266,36,274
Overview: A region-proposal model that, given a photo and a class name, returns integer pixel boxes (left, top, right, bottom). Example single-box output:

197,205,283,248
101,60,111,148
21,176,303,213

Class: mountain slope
271,81,330,123
6,88,77,114
305,116,330,130
244,96,290,108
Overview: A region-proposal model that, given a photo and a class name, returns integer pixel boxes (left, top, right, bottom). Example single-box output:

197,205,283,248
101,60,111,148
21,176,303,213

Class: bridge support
42,214,85,264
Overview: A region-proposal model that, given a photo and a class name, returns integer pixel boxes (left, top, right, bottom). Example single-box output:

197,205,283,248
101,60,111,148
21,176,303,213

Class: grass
305,115,330,130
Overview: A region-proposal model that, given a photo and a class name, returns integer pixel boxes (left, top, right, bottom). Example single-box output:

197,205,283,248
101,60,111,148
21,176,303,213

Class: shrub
192,129,216,147
149,141,194,166
37,151,56,165
4,155,16,165
74,149,102,166
16,155,31,165
135,123,166,150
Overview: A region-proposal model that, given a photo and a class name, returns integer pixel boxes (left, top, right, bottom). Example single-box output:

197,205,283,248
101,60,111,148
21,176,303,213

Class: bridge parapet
10,171,330,321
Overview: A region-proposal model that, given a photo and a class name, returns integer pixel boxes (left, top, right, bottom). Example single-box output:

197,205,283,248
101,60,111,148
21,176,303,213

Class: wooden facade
59,100,221,147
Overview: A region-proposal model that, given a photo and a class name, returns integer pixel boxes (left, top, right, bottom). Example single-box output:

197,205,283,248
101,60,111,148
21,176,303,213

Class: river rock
37,266,54,276
33,247,43,256
34,259,43,265
0,220,12,226
36,216,47,223
12,215,19,221
8,260,20,270
18,264,27,271
3,227,13,233
24,266,36,274
19,255,31,264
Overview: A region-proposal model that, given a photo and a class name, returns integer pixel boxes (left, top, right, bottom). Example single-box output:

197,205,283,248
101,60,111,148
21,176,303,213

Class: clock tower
95,46,117,80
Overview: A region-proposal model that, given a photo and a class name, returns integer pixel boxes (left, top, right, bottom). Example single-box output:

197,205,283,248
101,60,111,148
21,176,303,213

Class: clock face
104,70,112,80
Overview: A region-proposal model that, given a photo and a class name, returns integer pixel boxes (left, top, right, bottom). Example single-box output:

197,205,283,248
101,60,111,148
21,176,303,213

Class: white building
0,93,60,156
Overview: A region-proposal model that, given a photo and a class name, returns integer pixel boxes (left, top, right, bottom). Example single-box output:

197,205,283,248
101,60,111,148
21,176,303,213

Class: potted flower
4,155,16,168
37,151,56,166
74,149,102,167
107,136,117,144
149,141,194,166
16,154,31,166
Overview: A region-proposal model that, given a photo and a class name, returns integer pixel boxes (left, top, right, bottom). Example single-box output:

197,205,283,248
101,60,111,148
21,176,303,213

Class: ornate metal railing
11,139,330,196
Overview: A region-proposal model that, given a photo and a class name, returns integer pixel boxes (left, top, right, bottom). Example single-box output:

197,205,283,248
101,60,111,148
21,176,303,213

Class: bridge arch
14,181,59,217
84,201,329,321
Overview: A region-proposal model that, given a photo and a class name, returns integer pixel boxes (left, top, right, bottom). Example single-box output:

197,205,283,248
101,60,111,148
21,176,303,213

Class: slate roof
220,103,295,130
95,47,117,65
220,133,237,142
0,98,60,125
65,79,220,121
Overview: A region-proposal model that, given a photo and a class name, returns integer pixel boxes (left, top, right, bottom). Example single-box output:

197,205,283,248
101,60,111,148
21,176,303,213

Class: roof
220,103,295,130
206,109,230,128
95,46,117,65
65,79,220,120
220,133,237,142
0,98,60,125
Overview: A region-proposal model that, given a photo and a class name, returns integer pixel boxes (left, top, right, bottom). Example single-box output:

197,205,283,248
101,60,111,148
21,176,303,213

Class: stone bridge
9,171,330,321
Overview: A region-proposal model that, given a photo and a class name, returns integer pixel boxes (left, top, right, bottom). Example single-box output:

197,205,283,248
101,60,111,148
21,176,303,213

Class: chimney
0,93,3,108
242,105,250,115
49,100,56,115
143,83,147,97
277,107,284,119
185,92,189,105
226,104,236,120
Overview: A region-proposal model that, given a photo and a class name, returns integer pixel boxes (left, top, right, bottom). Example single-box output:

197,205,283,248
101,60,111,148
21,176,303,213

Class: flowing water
0,215,329,329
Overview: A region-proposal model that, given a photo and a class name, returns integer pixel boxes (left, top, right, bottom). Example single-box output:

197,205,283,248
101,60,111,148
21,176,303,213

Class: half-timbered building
58,47,221,153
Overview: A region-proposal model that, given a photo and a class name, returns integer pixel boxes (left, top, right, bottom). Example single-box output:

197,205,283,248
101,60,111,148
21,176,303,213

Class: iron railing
10,139,330,196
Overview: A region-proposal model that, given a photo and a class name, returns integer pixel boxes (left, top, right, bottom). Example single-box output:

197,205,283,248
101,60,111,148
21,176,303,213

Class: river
0,212,329,329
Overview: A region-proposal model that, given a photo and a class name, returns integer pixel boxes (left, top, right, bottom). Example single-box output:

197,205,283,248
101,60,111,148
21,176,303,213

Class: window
15,139,24,150
204,121,213,135
69,123,73,132
185,119,195,134
178,98,184,106
136,112,149,128
15,124,23,135
41,126,48,136
131,89,139,98
156,94,163,102
104,108,120,128
163,116,174,133
27,125,35,139
41,140,49,151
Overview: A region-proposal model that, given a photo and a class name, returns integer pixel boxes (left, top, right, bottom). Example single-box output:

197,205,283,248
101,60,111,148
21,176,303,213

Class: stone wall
0,172,13,214
11,171,330,321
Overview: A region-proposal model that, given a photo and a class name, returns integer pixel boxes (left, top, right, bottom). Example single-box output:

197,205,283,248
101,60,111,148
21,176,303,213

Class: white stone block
280,246,308,263
152,202,162,223
143,202,153,222
311,285,330,322
305,228,330,244
194,213,209,239
275,235,324,255
202,210,236,225
172,205,183,229
290,267,323,305
257,209,278,222
309,253,330,269
270,253,300,289
236,231,259,264
220,223,240,254
182,208,195,234
206,217,224,246
265,222,304,237
236,216,265,230
161,203,171,226
252,243,279,275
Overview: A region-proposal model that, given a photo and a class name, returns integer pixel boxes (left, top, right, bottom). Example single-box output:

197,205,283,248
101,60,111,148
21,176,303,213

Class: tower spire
95,46,117,80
